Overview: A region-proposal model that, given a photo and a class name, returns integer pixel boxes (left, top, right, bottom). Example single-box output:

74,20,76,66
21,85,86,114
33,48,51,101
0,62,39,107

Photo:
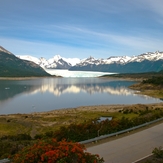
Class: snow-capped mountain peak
17,55,41,64
129,51,163,62
16,50,163,72
17,55,81,69
62,57,81,66
104,56,131,64
52,55,62,61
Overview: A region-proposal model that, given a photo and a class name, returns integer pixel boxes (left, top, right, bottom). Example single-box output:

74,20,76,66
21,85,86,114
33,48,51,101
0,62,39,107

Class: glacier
45,69,114,77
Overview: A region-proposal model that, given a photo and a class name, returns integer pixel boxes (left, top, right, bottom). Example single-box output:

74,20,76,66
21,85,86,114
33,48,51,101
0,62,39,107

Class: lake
0,77,161,114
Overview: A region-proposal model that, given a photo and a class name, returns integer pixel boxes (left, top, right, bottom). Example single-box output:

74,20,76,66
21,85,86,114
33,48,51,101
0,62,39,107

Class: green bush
152,147,163,159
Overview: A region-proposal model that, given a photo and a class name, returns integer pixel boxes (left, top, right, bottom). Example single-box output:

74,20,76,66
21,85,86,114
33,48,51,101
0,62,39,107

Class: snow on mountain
129,51,163,62
75,51,163,67
39,57,49,67
16,51,163,70
17,55,41,64
75,55,132,67
17,55,81,69
63,57,81,66
48,55,61,65
103,56,131,64
76,56,105,67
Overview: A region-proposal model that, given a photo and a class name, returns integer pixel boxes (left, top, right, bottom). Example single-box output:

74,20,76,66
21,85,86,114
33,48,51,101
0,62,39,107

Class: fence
0,159,10,163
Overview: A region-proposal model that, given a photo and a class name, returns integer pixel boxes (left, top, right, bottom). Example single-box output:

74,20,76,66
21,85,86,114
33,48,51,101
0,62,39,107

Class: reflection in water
0,78,161,114
0,78,135,99
39,82,135,96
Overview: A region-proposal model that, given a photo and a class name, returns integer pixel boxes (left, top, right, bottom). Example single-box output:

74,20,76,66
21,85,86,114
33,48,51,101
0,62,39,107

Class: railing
0,159,10,163
79,117,163,144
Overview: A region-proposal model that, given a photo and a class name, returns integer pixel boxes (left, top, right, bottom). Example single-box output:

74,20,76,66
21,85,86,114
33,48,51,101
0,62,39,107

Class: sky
0,0,163,59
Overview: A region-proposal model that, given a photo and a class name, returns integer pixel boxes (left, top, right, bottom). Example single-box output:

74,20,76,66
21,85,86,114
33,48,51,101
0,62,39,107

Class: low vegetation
11,139,104,163
1,104,163,159
102,70,163,80
142,76,163,86
130,75,163,99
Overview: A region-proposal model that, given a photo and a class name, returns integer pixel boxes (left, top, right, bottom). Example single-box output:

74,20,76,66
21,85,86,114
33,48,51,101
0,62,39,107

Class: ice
45,69,114,77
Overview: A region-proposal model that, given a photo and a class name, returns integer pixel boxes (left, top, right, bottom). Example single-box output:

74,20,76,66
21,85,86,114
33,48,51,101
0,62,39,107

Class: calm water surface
0,77,161,114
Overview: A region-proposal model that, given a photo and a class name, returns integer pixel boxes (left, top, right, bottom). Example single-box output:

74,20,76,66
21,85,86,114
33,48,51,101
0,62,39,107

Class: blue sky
0,0,163,59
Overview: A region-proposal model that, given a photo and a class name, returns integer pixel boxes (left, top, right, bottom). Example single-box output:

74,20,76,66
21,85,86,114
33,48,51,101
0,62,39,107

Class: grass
0,122,29,136
130,83,163,99
0,105,158,139
1,105,163,159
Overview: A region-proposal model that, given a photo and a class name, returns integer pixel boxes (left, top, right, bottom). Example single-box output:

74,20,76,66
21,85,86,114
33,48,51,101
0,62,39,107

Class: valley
1,46,163,162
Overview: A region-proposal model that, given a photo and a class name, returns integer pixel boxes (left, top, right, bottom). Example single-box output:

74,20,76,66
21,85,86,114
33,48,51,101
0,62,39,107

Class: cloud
0,37,111,58
46,24,163,50
0,0,163,58
144,0,163,17
1,23,162,59
130,0,163,20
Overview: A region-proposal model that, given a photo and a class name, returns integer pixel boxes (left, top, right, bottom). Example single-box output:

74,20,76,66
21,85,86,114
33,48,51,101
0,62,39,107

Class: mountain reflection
0,78,136,102
0,81,40,102
39,83,135,96
37,78,136,96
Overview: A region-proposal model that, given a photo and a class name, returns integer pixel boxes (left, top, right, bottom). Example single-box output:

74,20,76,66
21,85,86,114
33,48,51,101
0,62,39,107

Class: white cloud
0,37,111,58
52,25,163,51
131,0,163,19
1,0,163,58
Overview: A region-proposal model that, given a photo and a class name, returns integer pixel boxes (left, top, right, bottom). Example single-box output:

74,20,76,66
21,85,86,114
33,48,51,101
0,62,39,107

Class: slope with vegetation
129,71,163,98
102,70,163,99
0,49,50,77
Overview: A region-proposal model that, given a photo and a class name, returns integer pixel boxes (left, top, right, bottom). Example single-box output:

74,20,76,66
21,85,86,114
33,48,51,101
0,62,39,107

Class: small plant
152,147,163,159
123,109,129,114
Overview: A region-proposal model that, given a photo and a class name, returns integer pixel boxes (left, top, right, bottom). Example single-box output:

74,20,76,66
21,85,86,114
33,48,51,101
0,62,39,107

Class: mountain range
17,55,81,69
1,45,163,76
18,51,163,73
0,46,50,77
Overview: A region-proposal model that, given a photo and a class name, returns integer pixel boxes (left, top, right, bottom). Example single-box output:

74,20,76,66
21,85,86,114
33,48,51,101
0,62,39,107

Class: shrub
11,139,104,163
152,147,163,159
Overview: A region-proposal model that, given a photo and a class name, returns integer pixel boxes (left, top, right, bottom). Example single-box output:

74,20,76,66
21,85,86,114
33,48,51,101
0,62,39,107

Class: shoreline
1,102,163,139
0,76,59,80
1,102,163,116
